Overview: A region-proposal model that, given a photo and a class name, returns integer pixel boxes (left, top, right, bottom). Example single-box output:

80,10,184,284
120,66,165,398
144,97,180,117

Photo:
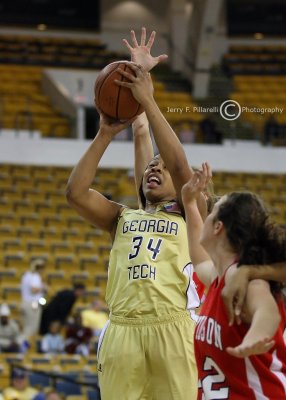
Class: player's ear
214,220,224,235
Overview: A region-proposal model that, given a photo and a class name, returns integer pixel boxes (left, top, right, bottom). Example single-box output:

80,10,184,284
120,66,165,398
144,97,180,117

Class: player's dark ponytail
216,191,286,295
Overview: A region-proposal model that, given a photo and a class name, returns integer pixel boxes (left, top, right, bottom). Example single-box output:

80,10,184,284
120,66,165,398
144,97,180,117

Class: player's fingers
204,162,212,180
126,63,145,76
201,164,209,180
122,39,133,52
156,54,168,63
264,339,275,351
146,31,156,49
119,118,135,130
124,116,138,127
234,291,244,321
130,30,139,47
226,346,244,358
116,68,136,81
114,79,133,88
195,168,207,188
140,27,146,46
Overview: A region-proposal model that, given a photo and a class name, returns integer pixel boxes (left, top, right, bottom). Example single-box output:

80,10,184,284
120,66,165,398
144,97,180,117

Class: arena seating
0,64,71,137
221,45,286,141
213,171,286,225
0,35,117,69
230,75,286,138
223,45,286,76
0,165,285,393
0,164,285,320
0,352,99,398
0,34,202,139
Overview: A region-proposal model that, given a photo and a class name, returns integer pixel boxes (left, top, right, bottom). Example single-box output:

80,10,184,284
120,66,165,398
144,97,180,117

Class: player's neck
145,199,173,213
212,251,238,279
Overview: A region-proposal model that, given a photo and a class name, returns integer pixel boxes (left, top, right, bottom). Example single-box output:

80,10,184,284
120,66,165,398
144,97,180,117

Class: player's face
142,155,176,203
200,195,227,247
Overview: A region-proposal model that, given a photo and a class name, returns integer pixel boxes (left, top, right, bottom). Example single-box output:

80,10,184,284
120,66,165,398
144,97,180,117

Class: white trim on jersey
183,263,201,322
97,319,110,360
270,350,286,394
245,358,269,400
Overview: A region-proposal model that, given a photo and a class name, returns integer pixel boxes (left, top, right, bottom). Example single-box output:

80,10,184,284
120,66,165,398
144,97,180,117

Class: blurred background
0,1,285,399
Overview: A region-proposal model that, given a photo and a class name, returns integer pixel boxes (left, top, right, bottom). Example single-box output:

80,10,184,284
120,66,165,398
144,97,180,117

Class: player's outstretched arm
222,262,286,326
123,27,168,72
115,64,206,215
123,28,163,207
226,279,280,358
132,113,154,208
66,114,131,234
182,163,216,288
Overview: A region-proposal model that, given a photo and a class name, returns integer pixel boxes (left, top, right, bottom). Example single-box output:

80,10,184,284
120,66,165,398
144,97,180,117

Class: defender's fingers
205,162,212,179
140,27,146,46
122,38,133,52
156,54,168,63
130,30,139,47
146,31,156,49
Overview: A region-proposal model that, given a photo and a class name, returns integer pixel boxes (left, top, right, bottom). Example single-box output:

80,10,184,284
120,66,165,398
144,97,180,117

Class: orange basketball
94,60,144,121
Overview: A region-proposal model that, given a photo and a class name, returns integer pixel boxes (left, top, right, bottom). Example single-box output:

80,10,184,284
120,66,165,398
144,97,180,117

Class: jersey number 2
199,356,229,399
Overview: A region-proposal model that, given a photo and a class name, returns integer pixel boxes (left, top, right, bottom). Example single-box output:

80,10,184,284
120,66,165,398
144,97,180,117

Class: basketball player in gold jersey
66,28,207,400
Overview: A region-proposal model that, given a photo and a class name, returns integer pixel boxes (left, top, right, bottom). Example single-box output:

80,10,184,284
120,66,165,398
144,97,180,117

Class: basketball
94,60,144,121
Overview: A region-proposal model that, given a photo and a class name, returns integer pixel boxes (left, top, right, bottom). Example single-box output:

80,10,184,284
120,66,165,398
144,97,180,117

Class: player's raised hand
226,336,275,358
182,163,212,206
98,112,134,138
123,27,168,71
115,63,154,106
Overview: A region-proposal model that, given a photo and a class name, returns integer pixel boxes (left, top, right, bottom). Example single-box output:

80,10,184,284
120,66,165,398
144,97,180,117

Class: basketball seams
95,63,120,110
116,62,127,121
94,60,144,120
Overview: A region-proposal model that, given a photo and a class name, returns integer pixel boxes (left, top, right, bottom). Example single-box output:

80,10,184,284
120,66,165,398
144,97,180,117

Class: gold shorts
97,311,197,400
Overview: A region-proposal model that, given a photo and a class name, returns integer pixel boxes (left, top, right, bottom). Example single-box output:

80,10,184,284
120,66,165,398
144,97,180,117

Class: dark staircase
152,63,193,92
195,67,257,140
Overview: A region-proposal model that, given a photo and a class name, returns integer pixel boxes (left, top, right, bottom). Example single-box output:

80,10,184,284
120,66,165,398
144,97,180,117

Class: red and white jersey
194,274,286,400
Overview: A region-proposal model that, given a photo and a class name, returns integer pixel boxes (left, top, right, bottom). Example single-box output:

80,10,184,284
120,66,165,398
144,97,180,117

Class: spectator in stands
65,311,92,356
40,283,85,335
263,114,280,145
0,304,21,353
45,392,64,400
41,320,65,354
3,368,38,400
177,121,196,143
81,299,109,337
21,258,47,340
33,389,64,400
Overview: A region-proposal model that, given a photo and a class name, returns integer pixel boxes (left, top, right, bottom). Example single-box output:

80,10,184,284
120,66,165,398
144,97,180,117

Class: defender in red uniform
182,163,286,400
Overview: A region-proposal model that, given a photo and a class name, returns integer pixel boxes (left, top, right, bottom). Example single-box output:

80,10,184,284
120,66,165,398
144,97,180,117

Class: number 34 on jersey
127,235,162,281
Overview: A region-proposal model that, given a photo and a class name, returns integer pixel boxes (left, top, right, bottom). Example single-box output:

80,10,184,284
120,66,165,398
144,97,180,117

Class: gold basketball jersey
106,204,200,318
